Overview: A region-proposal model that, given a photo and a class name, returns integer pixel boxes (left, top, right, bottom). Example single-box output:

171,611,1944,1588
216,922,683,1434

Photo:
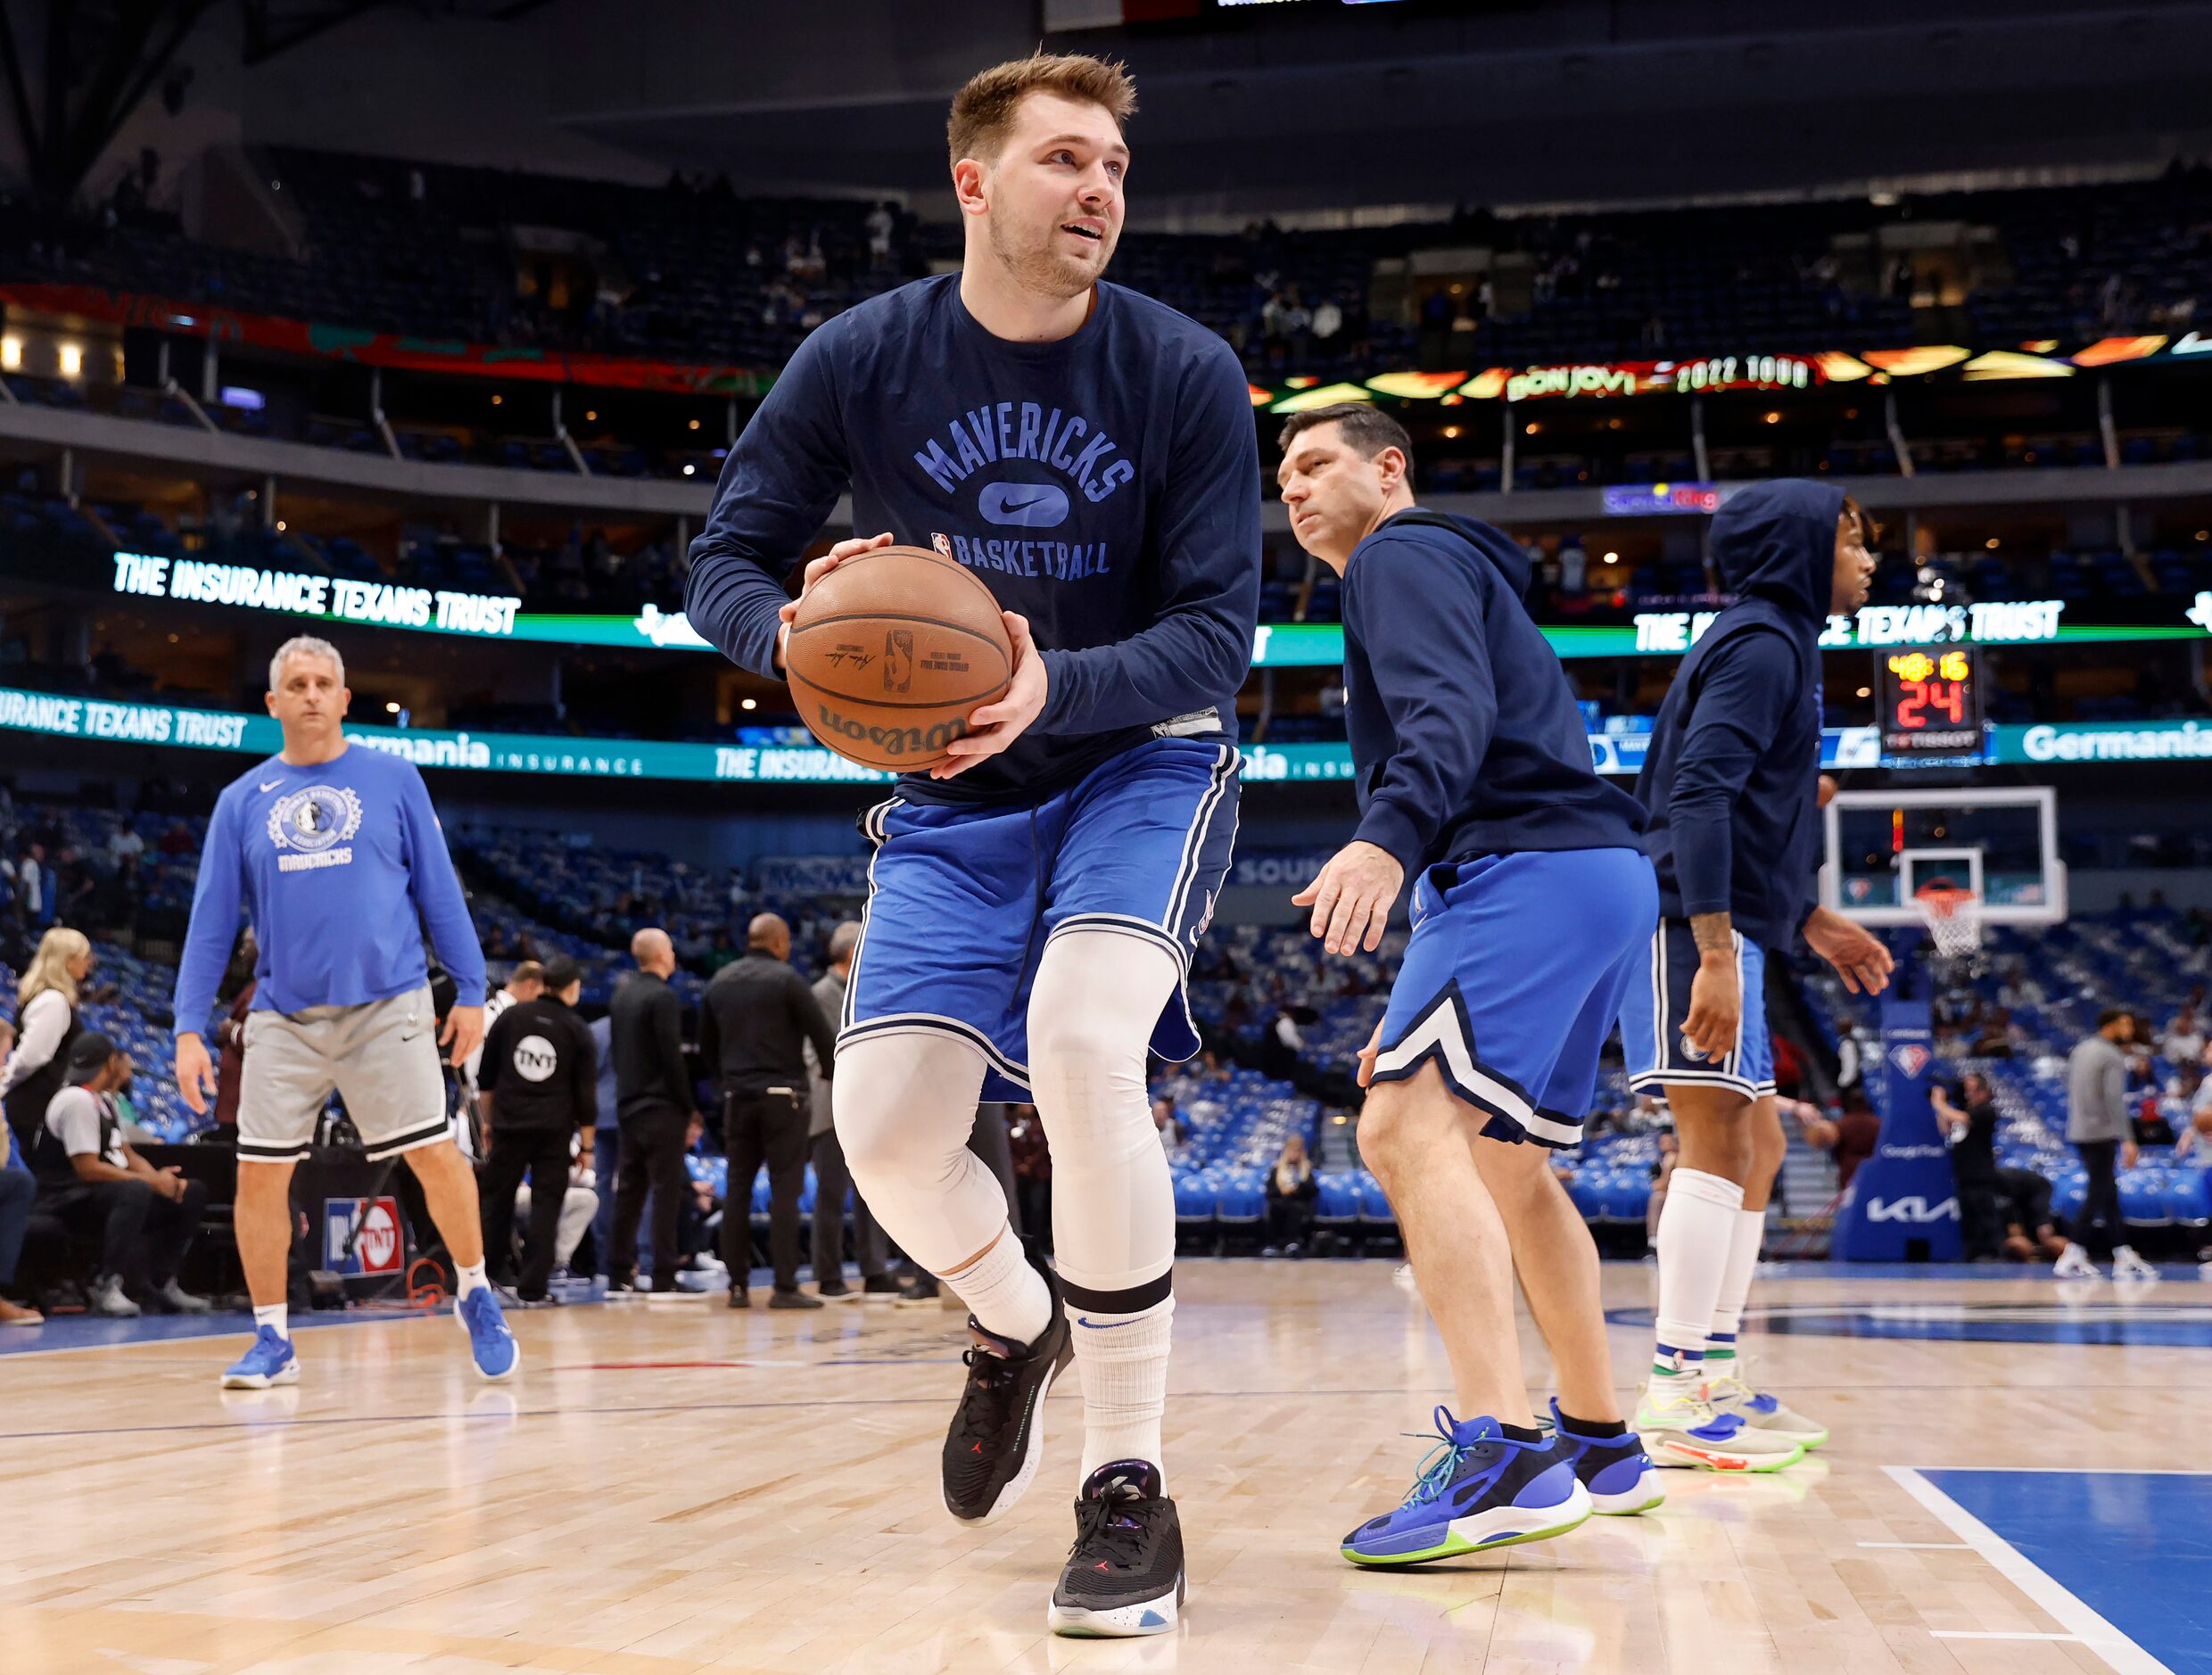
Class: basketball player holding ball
684,54,1259,1637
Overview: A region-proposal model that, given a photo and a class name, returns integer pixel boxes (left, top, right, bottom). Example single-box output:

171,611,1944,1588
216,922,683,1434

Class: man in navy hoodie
1278,404,1665,1567
1618,480,1891,1469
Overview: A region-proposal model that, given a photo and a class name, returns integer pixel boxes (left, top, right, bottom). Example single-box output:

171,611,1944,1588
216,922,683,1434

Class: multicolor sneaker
942,1257,1071,1524
221,1325,300,1390
1341,1409,1592,1566
1704,1369,1829,1449
457,1285,520,1381
1547,1400,1664,1514
1048,1460,1185,1638
1635,1382,1803,1472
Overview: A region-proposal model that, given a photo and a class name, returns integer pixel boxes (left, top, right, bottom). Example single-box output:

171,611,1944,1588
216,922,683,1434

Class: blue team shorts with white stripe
1616,918,1778,1101
843,733,1241,1102
1368,847,1657,1150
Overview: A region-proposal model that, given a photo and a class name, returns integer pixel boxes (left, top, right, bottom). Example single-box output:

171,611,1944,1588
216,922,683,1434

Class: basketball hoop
1913,883,1984,960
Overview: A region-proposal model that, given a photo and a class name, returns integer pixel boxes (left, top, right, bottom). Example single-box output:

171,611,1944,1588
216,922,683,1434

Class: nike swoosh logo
1000,494,1051,513
1076,1316,1140,1330
260,780,285,792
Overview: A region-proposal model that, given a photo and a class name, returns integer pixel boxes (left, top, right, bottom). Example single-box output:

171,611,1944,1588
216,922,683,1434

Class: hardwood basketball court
4,1260,2204,1673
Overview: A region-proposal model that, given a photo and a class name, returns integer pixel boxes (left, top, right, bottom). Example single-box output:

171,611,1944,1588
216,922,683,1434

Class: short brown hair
508,961,547,989
948,53,1136,169
1277,402,1416,474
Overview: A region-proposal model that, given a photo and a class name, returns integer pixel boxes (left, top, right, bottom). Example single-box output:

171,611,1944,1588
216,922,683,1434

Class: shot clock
1878,644,1985,759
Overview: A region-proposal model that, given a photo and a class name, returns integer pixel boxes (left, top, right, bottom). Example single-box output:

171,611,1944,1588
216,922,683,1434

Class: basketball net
1912,884,1984,961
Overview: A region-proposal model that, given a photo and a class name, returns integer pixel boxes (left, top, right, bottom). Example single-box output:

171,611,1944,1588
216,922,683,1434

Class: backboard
1818,786,2066,928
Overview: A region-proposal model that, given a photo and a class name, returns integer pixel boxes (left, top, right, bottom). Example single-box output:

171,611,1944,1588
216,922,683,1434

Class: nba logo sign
324,1196,404,1275
1888,1044,1933,1079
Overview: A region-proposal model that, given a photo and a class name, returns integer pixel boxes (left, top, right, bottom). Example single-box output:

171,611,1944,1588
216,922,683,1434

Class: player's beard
987,210,1108,302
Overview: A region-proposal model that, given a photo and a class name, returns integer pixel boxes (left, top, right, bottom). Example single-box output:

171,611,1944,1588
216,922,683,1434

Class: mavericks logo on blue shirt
267,784,363,874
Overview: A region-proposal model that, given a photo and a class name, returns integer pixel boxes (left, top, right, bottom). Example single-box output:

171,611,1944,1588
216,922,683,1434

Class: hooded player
1620,480,1892,1468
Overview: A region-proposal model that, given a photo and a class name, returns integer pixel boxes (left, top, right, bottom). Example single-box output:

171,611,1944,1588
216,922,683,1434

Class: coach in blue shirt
173,635,517,1390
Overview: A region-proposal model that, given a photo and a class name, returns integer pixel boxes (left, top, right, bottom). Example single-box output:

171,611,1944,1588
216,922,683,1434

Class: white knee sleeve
832,1030,1006,1276
1028,931,1182,1302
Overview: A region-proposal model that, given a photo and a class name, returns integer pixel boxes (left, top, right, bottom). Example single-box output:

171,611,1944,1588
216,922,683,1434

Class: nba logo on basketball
884,629,913,692
1888,1044,1933,1079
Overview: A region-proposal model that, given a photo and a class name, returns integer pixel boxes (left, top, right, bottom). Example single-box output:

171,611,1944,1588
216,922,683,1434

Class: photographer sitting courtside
34,1033,210,1316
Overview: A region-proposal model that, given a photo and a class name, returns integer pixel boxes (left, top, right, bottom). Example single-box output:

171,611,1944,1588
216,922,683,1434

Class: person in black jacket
698,913,838,1308
477,956,597,1304
606,928,697,1296
1931,1072,2002,1259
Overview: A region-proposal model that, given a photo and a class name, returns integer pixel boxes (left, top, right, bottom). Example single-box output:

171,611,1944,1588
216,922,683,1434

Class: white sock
1705,1206,1766,1380
457,1260,490,1298
1024,931,1184,1486
1653,1168,1744,1383
253,1303,289,1341
1073,1294,1174,1489
943,1225,1052,1347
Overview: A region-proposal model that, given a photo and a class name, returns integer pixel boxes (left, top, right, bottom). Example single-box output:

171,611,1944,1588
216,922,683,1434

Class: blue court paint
1606,1297,2212,1348
0,1308,425,1357
1921,1469,2212,1675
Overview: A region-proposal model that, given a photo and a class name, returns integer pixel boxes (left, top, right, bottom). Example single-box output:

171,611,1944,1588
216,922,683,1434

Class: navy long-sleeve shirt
172,745,487,1038
1341,511,1644,878
683,274,1262,805
1634,479,1841,949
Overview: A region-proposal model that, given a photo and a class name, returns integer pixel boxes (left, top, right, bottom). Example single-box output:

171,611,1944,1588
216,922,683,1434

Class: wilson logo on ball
784,545,1013,771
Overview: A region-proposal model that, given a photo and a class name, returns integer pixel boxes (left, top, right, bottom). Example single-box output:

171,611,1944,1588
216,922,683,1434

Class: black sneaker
1048,1461,1185,1638
605,1275,647,1302
895,1275,941,1308
942,1261,1070,1524
726,1287,750,1309
770,1288,824,1310
862,1275,901,1298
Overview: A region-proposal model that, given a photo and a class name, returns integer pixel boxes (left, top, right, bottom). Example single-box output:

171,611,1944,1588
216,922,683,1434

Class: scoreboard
1878,644,1985,759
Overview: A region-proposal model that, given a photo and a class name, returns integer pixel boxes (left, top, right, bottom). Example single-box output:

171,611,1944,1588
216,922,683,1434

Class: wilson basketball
784,545,1013,771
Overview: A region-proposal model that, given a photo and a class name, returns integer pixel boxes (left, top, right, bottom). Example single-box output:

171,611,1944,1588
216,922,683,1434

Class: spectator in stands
1931,1072,2002,1260
1263,1135,1317,1258
0,1015,41,1324
2162,1008,2206,1068
2058,1008,2154,1280
1793,1096,1880,1190
804,920,889,1298
697,912,837,1309
33,1033,208,1316
16,843,47,928
1,927,90,1153
1151,1092,1185,1153
1968,1009,2018,1059
606,928,696,1297
477,956,596,1306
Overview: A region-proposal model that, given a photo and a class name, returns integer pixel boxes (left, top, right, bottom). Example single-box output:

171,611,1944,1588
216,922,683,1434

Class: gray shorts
238,985,452,1165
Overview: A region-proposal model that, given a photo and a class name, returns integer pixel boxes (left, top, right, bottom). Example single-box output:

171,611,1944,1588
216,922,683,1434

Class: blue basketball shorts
842,734,1242,1101
1368,846,1657,1150
1617,918,1778,1101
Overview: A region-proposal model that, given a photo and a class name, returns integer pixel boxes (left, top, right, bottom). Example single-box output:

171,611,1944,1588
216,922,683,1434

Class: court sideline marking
1886,1465,2173,1675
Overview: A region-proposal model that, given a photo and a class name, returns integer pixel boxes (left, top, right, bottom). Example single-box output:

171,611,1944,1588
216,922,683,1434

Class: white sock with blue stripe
1705,1208,1767,1384
1652,1168,1743,1391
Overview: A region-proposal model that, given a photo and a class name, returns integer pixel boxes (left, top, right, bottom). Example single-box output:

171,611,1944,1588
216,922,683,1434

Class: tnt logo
1888,1044,1933,1079
324,1196,404,1275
